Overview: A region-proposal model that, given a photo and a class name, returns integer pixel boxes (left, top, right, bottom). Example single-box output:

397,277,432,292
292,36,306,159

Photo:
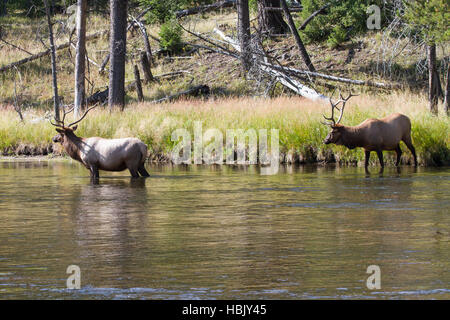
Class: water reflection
0,161,448,299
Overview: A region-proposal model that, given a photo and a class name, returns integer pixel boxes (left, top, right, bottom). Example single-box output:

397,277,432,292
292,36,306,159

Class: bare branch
299,3,330,30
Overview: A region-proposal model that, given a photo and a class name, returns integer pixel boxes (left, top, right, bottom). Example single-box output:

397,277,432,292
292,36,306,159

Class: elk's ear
56,128,64,134
71,125,78,132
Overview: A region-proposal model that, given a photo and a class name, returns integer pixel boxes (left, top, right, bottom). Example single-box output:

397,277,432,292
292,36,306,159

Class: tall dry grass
1,92,449,166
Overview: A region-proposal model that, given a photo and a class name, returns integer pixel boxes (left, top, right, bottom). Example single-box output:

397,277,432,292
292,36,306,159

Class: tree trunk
50,0,55,15
280,0,315,72
0,0,7,17
444,64,449,116
99,6,152,74
74,0,87,118
237,0,251,72
140,51,153,83
43,0,60,121
257,0,289,35
108,0,128,111
132,16,153,66
134,65,144,102
427,44,442,115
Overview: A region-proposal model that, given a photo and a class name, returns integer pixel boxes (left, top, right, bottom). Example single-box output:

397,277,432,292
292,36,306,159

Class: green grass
1,92,449,166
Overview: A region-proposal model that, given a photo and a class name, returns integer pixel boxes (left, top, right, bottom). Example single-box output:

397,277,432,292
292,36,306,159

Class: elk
51,106,150,180
322,92,417,171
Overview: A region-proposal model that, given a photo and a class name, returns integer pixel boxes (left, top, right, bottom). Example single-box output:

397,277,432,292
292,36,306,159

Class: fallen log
0,30,108,73
264,6,302,12
265,63,402,89
86,88,108,105
175,0,236,18
213,28,327,101
213,28,398,91
125,70,192,92
154,70,191,79
151,85,210,103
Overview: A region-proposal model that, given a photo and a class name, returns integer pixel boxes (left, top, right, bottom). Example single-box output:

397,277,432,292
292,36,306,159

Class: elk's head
50,105,97,144
52,125,78,144
322,91,357,145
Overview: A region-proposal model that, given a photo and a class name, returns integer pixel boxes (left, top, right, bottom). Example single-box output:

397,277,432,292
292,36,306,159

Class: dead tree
237,0,251,72
257,0,289,35
140,51,154,83
108,0,128,111
99,6,152,73
43,0,60,121
131,14,153,66
444,64,449,116
13,67,24,122
134,65,144,102
265,63,401,89
74,0,87,118
427,44,442,115
213,28,327,101
280,0,315,72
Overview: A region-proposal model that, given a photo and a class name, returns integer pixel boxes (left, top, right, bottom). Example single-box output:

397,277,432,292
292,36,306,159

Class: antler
322,91,358,126
334,92,358,125
321,97,339,126
50,105,74,128
67,104,98,128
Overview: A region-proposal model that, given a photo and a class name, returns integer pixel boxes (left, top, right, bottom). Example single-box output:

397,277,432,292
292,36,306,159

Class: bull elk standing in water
322,92,417,172
51,106,150,181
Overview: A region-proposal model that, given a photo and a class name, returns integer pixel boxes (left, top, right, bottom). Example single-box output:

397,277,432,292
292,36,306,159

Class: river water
0,160,449,299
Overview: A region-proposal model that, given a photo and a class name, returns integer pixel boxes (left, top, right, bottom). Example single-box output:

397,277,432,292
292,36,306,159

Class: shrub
300,0,388,45
159,19,183,53
327,25,347,48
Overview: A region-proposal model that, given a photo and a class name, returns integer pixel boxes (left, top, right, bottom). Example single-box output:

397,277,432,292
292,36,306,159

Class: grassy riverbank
0,92,449,166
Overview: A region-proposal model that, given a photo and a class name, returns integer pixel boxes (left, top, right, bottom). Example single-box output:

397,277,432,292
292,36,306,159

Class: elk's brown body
322,93,417,170
51,106,150,180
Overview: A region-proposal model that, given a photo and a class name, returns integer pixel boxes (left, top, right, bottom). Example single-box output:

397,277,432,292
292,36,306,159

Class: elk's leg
407,144,418,167
376,150,384,167
129,168,140,178
138,164,150,177
89,165,99,184
395,144,402,166
402,136,418,166
364,150,371,168
90,165,99,179
364,150,371,174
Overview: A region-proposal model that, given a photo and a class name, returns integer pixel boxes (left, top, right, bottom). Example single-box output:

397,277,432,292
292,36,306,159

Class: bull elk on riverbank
322,92,417,171
51,106,150,180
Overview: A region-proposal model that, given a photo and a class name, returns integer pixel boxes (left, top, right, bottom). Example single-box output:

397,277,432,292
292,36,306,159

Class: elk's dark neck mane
340,125,365,149
63,132,84,162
